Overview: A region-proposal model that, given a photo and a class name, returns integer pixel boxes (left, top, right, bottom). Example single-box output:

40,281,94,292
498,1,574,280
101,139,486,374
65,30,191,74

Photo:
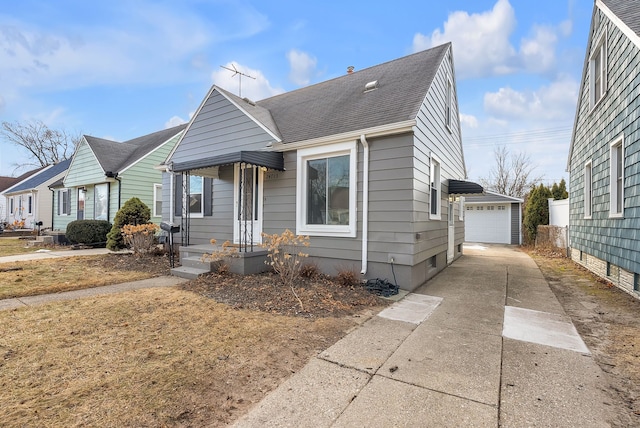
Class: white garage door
465,204,510,244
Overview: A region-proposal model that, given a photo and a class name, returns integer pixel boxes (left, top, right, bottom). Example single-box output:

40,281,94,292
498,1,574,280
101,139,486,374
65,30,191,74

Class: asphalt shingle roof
601,0,640,37
5,159,72,194
249,43,450,144
86,124,187,173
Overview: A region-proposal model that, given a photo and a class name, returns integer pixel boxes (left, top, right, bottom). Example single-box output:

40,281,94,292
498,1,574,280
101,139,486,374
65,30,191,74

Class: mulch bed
181,271,389,318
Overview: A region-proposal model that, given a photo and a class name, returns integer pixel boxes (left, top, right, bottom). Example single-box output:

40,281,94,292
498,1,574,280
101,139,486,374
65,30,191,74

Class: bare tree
479,146,543,198
1,120,82,171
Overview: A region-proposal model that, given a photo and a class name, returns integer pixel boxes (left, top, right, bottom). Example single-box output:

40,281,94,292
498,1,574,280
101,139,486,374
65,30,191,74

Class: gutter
360,134,369,274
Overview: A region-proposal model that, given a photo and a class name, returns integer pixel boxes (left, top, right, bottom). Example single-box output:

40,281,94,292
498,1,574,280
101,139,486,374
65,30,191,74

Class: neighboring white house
464,191,523,245
3,159,71,230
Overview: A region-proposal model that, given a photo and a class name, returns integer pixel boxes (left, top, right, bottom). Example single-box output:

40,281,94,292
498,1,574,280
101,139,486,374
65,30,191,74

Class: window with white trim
430,155,441,219
584,161,592,218
189,176,203,217
589,32,607,109
58,189,71,216
610,136,624,217
445,76,452,131
9,197,14,215
94,183,108,221
296,141,357,237
27,195,33,215
153,183,162,217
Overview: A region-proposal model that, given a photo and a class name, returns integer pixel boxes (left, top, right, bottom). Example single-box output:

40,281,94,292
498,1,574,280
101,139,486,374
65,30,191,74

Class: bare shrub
300,262,320,279
335,266,361,287
261,229,310,310
121,224,159,254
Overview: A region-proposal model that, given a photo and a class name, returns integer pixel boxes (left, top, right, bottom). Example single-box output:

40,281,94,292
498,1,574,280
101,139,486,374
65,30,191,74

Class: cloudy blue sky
0,0,593,184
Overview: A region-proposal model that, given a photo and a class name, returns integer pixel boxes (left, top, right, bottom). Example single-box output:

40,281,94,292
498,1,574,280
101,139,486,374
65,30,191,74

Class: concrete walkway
233,244,616,427
0,248,188,311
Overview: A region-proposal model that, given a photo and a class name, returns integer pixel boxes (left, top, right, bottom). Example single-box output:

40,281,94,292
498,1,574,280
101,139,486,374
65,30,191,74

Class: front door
233,164,263,245
447,200,455,263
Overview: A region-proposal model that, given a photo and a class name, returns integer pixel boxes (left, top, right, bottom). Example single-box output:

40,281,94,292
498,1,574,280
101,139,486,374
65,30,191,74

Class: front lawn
0,287,361,427
0,253,169,299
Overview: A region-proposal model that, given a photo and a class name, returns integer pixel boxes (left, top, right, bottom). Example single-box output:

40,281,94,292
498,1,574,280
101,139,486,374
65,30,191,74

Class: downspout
115,176,122,211
168,167,175,226
360,134,369,274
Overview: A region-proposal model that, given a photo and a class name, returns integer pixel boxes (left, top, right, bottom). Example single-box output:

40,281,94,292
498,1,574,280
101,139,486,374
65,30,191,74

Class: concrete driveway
233,244,615,427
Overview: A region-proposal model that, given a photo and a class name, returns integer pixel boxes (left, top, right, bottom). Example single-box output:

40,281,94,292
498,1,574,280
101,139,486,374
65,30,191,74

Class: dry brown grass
0,287,357,427
0,237,47,257
0,254,169,299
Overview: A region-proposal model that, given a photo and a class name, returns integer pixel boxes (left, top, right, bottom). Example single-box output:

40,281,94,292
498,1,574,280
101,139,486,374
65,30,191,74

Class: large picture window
610,136,624,217
297,142,357,237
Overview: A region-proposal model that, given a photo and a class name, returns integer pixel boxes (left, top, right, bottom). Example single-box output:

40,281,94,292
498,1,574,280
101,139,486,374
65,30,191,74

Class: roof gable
85,125,187,174
599,0,640,48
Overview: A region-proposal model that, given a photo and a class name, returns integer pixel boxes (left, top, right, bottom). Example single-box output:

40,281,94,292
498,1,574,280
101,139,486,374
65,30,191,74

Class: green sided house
51,125,186,231
161,43,483,291
567,0,640,296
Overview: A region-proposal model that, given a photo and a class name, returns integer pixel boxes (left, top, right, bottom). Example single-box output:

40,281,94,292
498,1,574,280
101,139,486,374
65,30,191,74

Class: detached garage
464,191,523,245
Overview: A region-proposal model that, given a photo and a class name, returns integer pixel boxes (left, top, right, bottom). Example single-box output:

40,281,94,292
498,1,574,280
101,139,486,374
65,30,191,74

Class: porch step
170,266,211,280
181,255,219,270
26,236,54,247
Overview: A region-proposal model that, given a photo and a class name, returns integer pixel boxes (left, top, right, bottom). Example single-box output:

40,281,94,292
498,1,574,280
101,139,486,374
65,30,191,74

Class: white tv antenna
220,64,256,97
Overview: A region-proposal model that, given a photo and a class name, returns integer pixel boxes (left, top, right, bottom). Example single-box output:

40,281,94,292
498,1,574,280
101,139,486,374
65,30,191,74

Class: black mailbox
160,222,180,234
160,222,180,268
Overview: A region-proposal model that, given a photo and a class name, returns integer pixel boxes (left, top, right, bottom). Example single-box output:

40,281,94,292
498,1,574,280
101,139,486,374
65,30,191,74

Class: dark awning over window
448,179,484,195
171,151,285,173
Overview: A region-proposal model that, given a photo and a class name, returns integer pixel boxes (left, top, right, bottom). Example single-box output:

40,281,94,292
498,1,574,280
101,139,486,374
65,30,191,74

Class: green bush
65,220,112,246
106,197,152,251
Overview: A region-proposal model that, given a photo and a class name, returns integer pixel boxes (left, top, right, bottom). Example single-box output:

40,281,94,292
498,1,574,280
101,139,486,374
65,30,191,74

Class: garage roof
465,190,523,204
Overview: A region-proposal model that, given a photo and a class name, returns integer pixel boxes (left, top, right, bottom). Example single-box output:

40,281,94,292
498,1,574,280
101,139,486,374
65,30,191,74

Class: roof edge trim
597,0,640,49
271,120,416,152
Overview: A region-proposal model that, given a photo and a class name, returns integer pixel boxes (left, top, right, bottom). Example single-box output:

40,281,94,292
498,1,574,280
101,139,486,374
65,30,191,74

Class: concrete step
170,266,210,280
181,255,219,270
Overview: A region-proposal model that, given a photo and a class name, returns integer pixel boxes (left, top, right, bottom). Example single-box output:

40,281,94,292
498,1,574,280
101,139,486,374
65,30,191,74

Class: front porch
170,244,269,279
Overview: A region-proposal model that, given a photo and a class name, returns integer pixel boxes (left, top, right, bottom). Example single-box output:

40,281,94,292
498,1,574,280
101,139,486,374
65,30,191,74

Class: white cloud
483,76,579,121
412,0,569,79
287,49,317,86
413,0,517,78
165,116,188,129
460,113,478,128
0,1,270,95
519,25,558,74
212,61,283,101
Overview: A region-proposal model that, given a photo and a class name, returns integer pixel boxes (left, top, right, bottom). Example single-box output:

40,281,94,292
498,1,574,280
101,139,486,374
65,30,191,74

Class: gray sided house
52,125,186,231
567,0,640,296
3,160,71,230
163,43,483,291
464,191,522,245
